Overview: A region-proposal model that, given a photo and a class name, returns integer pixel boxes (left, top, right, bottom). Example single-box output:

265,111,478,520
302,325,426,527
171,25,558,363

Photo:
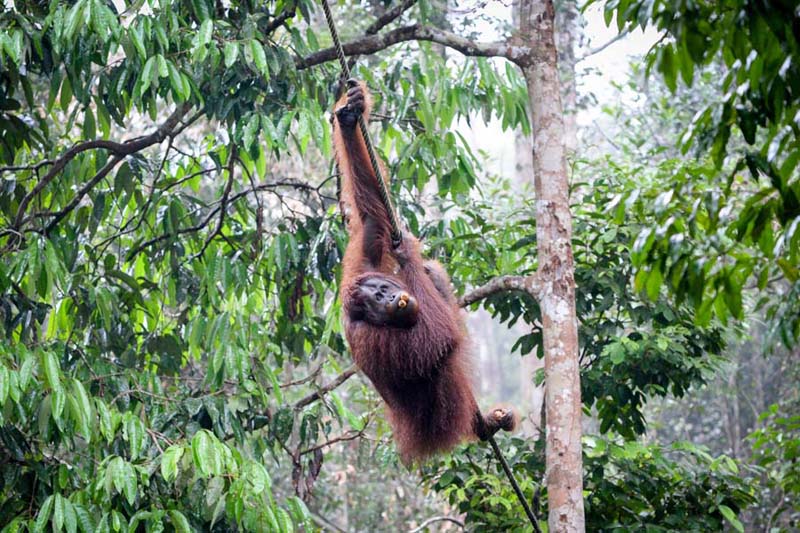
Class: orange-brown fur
333,81,515,463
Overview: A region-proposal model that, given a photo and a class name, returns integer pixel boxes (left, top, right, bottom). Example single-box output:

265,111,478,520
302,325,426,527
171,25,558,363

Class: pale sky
460,2,661,178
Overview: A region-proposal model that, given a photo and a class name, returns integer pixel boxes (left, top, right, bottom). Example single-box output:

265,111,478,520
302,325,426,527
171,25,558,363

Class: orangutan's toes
489,407,517,432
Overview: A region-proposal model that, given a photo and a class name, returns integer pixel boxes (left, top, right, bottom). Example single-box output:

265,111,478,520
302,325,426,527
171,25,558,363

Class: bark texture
555,0,579,155
517,0,585,531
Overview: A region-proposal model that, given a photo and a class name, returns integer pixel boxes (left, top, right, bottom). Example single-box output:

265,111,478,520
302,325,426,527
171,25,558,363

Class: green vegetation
0,0,798,531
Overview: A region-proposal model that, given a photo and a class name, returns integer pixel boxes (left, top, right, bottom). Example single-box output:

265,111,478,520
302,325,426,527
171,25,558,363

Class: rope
488,435,542,532
320,0,403,247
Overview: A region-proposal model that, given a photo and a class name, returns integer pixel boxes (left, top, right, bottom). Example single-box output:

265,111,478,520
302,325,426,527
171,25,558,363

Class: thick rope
488,435,542,532
320,0,403,247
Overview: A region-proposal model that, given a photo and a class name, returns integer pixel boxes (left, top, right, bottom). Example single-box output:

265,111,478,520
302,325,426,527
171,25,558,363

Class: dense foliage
0,0,797,531
0,1,531,530
598,0,800,343
596,3,800,529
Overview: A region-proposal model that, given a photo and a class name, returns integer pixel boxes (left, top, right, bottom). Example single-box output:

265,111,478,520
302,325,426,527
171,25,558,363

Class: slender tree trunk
555,0,579,155
516,0,585,530
513,124,546,437
512,2,544,439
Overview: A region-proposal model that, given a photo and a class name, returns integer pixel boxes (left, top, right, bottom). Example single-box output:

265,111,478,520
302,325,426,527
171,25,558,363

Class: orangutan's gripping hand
334,79,366,129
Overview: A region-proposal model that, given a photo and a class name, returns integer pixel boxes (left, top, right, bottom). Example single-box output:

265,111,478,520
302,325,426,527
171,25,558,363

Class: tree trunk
516,0,585,530
555,0,579,155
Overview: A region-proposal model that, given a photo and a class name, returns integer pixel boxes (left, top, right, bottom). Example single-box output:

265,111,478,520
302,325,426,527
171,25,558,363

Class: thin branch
280,361,324,388
311,513,347,533
42,155,124,233
346,0,419,71
225,179,336,205
263,1,297,34
293,365,358,410
13,103,192,228
124,178,329,258
126,205,220,259
146,429,167,454
196,146,236,258
576,30,630,63
0,160,54,174
299,428,365,456
297,24,529,70
366,0,417,35
93,168,214,254
241,158,265,254
408,516,465,533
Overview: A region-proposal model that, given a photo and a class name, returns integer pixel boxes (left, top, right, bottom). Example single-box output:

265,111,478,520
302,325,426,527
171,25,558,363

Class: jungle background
1,0,799,531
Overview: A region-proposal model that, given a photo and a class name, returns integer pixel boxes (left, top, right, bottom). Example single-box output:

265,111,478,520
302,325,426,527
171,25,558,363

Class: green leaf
83,108,96,139
2,517,24,533
96,399,115,443
193,18,213,61
191,429,222,476
127,510,151,532
658,45,678,92
248,39,268,77
157,54,169,78
777,258,798,282
607,342,626,365
242,114,260,151
60,75,73,113
94,96,111,137
140,56,157,97
64,498,77,533
161,444,184,482
73,503,94,533
224,42,239,67
646,266,663,301
42,352,64,416
71,379,93,441
718,505,744,533
19,352,34,391
169,510,192,533
33,495,54,533
111,458,137,506
330,392,363,430
275,507,293,533
263,506,280,533
54,494,65,532
167,61,186,101
0,366,8,405
129,24,146,58
123,413,146,460
65,0,86,41
286,496,312,530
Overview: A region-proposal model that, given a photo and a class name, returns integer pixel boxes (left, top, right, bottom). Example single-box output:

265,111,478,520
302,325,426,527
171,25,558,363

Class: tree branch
458,274,540,307
311,512,347,533
576,30,630,63
123,178,331,259
365,0,417,35
0,159,54,175
126,204,221,259
13,103,192,229
263,1,297,34
408,516,465,532
297,24,529,69
42,155,124,233
196,146,236,258
345,0,419,71
293,365,358,410
299,427,365,456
